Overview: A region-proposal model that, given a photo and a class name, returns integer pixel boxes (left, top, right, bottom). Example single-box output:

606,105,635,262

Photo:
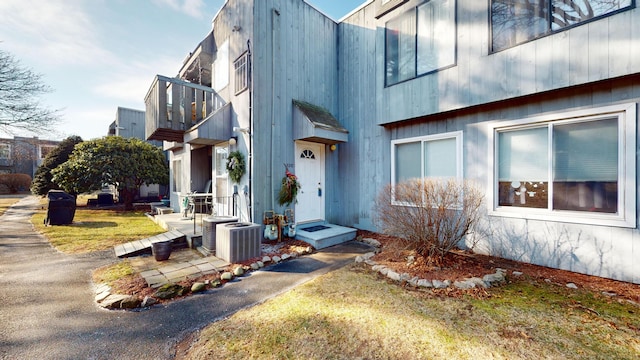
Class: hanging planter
226,151,246,184
277,165,302,207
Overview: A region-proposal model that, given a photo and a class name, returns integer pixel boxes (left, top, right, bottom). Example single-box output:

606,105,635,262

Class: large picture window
385,0,456,86
490,103,636,228
491,0,634,52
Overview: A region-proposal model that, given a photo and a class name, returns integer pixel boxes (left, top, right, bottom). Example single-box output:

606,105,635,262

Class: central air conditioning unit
201,216,238,256
216,222,261,263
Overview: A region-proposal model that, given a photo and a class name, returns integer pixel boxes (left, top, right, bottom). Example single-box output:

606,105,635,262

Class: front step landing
295,222,357,250
114,230,187,258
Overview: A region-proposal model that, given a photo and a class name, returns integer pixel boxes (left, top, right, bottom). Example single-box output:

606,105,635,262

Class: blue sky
0,0,366,141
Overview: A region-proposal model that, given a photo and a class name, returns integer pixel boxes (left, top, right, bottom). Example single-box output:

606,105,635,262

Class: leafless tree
374,178,484,264
0,49,60,135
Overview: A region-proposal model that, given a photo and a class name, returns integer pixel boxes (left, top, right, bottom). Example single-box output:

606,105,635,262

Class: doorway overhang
292,100,348,145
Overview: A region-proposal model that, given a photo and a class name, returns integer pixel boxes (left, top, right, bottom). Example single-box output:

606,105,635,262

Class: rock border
355,237,509,290
355,237,604,295
95,246,314,310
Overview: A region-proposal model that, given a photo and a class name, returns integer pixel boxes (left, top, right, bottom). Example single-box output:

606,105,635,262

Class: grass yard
0,194,28,216
182,264,640,360
32,207,165,254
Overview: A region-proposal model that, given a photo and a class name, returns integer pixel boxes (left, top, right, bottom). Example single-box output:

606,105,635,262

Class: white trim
302,0,374,23
391,130,463,184
295,141,326,223
391,130,463,205
487,102,636,228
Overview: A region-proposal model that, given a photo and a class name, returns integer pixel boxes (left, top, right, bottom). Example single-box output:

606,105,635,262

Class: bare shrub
373,178,484,264
0,173,32,194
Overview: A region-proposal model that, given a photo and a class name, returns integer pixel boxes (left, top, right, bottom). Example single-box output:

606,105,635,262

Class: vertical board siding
392,77,640,282
337,1,639,282
337,3,386,229
252,0,339,220
364,1,640,126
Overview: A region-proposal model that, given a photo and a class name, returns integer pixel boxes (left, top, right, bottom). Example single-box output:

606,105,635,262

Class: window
172,159,182,192
385,0,456,86
233,52,249,95
392,131,463,185
213,40,229,91
39,145,56,159
0,143,10,159
491,0,634,52
490,103,636,228
300,149,316,159
213,145,230,215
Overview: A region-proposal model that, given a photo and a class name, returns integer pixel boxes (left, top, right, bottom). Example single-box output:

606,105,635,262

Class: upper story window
0,143,10,159
213,40,229,92
233,52,249,95
385,0,456,86
489,102,636,228
491,0,634,52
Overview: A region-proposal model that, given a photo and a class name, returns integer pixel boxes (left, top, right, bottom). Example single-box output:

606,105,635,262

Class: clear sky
0,0,366,141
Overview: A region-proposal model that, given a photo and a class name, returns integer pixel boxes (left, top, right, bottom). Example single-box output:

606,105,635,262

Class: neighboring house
108,106,167,200
145,0,640,284
0,136,59,178
108,107,147,140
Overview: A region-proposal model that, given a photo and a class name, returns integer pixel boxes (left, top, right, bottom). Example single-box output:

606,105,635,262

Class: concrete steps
295,221,357,250
114,230,187,258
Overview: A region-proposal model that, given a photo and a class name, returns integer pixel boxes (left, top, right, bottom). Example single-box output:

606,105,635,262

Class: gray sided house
109,106,166,200
0,136,59,179
145,0,640,284
144,0,350,247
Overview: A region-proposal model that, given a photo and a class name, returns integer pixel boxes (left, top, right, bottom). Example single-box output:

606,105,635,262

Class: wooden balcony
145,75,225,142
184,102,233,146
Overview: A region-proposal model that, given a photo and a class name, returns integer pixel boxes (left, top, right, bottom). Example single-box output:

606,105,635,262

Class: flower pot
152,241,172,261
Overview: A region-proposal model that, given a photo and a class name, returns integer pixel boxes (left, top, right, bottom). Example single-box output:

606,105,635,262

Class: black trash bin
97,192,114,206
45,190,76,225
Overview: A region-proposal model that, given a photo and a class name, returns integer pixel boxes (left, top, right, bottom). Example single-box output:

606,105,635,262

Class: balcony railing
145,75,225,142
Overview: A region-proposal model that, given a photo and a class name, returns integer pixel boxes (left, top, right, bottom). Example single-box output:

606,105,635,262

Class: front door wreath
278,165,301,206
226,151,246,184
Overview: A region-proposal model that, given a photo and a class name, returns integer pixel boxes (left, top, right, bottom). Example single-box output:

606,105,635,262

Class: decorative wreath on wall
226,150,246,184
277,164,302,207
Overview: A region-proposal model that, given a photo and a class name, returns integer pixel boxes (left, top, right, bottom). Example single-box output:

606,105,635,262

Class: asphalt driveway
0,196,371,359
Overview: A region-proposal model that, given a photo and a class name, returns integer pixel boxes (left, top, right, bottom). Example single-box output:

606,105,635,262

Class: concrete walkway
0,196,372,359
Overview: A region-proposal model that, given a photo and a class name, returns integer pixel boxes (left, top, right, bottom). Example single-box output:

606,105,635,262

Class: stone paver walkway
138,255,229,288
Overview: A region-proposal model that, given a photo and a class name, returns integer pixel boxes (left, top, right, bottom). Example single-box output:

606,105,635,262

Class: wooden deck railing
144,75,225,142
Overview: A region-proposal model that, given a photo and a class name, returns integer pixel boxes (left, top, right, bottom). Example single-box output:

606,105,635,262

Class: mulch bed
358,230,640,303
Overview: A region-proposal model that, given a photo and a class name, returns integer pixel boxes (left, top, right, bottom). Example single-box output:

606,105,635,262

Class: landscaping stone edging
354,237,608,294
95,245,315,310
355,238,509,290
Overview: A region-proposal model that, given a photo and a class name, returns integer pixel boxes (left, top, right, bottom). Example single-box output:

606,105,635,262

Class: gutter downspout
247,39,253,222
271,8,280,209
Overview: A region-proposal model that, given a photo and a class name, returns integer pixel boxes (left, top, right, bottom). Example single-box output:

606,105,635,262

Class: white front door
294,141,325,223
